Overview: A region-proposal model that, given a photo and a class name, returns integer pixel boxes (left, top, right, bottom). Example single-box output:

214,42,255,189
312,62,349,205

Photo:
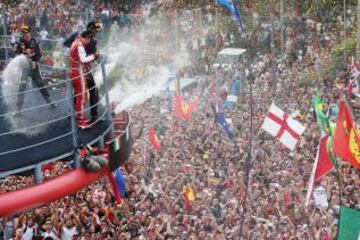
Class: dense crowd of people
2,0,135,38
0,1,359,240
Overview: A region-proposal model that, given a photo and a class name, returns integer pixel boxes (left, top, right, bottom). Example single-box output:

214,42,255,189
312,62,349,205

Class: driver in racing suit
68,30,100,129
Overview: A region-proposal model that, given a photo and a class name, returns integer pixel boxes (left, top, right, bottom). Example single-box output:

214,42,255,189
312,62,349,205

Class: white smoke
95,11,191,112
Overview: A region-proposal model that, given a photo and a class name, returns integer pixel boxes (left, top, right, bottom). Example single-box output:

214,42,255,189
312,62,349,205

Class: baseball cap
21,24,30,33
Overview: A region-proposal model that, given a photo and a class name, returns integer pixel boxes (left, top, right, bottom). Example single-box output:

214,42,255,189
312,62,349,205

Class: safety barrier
0,52,117,180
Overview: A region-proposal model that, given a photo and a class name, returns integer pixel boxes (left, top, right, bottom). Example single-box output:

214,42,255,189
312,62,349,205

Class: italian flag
109,136,121,152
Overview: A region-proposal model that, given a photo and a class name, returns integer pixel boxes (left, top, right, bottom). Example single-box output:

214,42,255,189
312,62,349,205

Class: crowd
2,0,135,38
1,1,360,240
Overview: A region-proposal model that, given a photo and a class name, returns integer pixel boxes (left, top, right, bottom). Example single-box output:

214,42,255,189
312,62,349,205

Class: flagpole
305,143,320,206
239,63,254,240
215,8,218,49
269,6,277,100
357,0,360,62
336,164,343,206
344,0,347,62
280,0,284,58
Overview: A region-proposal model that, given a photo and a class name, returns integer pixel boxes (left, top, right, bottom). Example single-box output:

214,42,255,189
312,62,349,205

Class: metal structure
0,56,115,182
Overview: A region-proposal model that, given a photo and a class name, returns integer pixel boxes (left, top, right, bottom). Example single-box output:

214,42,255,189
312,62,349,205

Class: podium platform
0,88,111,174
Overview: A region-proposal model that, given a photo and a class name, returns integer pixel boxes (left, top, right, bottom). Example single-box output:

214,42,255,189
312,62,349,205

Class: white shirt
101,9,110,17
40,30,48,40
43,229,58,239
22,224,36,240
78,45,95,63
61,226,78,240
192,39,198,50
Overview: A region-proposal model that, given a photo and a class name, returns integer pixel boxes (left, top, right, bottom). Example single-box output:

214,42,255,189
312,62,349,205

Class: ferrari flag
332,100,360,169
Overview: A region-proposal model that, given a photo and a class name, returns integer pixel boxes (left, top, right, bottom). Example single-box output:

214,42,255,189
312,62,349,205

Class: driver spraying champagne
64,21,102,124
68,30,101,129
13,24,57,111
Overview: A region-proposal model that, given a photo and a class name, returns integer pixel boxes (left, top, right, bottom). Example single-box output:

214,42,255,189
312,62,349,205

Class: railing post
100,58,114,139
34,164,43,184
74,150,81,168
66,80,81,168
98,136,105,149
2,9,8,61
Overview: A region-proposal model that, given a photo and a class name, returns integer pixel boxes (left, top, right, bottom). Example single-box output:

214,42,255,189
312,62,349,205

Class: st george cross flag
261,103,306,150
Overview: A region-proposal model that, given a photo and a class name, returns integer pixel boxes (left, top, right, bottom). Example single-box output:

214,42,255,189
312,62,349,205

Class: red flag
306,134,334,206
172,94,200,121
209,79,215,97
182,185,195,212
284,191,291,208
332,101,360,169
314,134,333,181
148,128,161,152
323,229,332,240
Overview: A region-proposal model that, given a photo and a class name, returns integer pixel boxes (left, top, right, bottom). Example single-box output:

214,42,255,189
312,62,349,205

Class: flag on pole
209,79,215,97
348,57,360,98
350,56,360,79
224,79,240,108
148,128,161,153
314,134,333,180
326,130,338,170
332,100,360,169
211,104,234,140
172,94,200,121
115,168,126,198
109,136,121,152
338,206,360,240
305,134,334,206
348,79,360,98
217,0,246,37
311,94,331,134
283,190,292,210
182,185,196,212
261,103,306,150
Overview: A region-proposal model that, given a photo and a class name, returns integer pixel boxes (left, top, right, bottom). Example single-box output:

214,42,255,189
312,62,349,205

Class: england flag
261,103,306,150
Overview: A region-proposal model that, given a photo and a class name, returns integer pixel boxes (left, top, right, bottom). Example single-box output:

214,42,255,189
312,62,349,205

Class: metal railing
0,53,115,180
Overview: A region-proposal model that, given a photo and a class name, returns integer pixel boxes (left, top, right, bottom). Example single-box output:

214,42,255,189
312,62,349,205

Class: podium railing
0,55,114,181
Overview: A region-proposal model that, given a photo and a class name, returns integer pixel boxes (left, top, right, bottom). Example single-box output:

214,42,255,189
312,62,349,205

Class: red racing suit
68,38,95,122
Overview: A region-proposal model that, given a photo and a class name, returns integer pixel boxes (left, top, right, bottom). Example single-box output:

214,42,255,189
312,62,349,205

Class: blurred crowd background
0,0,359,239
